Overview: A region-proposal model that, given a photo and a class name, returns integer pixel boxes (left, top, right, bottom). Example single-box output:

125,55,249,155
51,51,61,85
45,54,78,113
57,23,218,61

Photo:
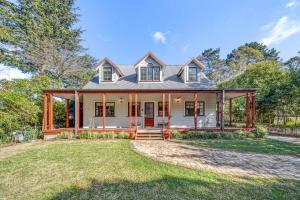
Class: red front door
144,102,154,127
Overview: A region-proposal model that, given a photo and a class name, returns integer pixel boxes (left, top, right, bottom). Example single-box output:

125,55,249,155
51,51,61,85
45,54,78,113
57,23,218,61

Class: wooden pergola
42,89,256,139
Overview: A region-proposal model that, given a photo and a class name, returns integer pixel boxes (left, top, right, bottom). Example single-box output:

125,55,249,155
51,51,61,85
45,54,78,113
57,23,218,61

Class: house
43,52,256,139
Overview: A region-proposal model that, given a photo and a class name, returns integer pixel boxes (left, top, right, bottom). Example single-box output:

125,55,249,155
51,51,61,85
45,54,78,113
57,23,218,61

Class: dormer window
188,66,198,81
140,65,160,81
103,66,112,81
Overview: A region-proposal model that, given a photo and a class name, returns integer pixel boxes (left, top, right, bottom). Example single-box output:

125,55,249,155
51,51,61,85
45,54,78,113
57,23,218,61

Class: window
103,66,112,81
185,101,205,116
128,102,141,116
188,66,198,81
95,102,115,117
140,66,160,81
158,102,168,116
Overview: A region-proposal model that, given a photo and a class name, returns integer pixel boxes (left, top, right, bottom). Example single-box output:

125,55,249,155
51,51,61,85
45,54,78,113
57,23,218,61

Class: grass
182,138,300,156
0,140,299,200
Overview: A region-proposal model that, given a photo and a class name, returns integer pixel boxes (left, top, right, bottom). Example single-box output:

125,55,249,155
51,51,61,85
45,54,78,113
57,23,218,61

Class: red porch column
49,93,54,130
43,94,48,130
135,94,138,130
77,93,80,130
194,93,198,130
220,91,224,131
168,93,171,129
229,98,232,127
216,94,220,126
102,94,106,130
246,93,250,129
129,94,132,132
252,93,256,128
162,93,165,130
65,99,69,128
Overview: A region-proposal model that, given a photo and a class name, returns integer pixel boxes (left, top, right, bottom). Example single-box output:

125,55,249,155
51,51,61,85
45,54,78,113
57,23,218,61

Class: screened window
95,102,115,117
188,66,198,81
103,66,112,81
185,101,205,116
140,66,160,81
158,102,168,116
128,102,141,116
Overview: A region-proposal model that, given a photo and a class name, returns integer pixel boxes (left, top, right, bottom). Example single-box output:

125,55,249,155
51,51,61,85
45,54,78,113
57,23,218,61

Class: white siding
82,93,217,128
98,63,119,83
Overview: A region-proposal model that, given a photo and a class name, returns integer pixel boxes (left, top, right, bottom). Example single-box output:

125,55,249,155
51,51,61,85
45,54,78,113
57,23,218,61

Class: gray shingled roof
83,64,216,90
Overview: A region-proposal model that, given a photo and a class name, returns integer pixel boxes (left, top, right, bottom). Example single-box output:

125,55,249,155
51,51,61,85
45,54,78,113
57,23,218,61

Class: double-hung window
128,102,141,116
188,66,198,81
103,66,112,81
158,102,168,116
185,101,205,116
95,102,115,117
140,66,160,81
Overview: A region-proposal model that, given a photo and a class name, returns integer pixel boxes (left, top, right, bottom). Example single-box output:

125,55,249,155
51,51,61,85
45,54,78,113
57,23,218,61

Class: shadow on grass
50,175,299,200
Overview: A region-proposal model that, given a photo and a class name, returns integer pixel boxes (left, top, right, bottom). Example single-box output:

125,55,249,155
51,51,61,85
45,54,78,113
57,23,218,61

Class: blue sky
1,0,300,79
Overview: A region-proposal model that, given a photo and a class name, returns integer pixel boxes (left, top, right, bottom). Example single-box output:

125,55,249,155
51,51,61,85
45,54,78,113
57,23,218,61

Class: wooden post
77,93,80,130
65,99,69,128
220,91,224,131
216,94,220,126
102,94,106,130
43,94,48,130
194,93,198,130
135,94,138,130
168,93,171,129
252,93,256,128
246,93,250,129
229,98,232,127
162,93,165,130
74,91,78,134
129,94,132,132
49,93,53,130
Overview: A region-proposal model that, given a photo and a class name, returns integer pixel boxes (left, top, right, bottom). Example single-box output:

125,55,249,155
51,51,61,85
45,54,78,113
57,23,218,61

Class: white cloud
152,31,167,44
0,64,31,80
260,16,300,45
286,0,297,8
182,44,190,53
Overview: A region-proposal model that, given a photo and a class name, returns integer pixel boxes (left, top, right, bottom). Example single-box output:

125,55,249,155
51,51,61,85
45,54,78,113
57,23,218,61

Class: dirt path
268,135,300,145
131,140,300,180
0,141,46,160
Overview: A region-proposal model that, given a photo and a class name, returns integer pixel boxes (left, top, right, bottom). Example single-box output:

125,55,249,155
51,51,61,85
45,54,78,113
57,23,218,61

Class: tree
197,48,231,83
226,42,280,76
284,53,300,71
0,76,65,142
220,61,287,123
0,0,96,87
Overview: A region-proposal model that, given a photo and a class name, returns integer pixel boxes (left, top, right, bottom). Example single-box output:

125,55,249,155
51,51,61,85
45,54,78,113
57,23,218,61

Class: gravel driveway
131,140,300,180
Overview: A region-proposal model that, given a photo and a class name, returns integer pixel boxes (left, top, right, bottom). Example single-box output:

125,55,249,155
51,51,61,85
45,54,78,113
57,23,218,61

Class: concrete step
135,137,163,140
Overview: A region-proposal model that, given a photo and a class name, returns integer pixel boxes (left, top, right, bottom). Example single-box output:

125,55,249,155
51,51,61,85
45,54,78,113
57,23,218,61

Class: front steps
136,129,163,140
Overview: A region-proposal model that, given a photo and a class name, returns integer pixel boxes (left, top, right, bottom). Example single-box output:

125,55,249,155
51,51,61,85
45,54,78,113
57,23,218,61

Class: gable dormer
134,52,165,82
96,57,124,83
178,58,205,83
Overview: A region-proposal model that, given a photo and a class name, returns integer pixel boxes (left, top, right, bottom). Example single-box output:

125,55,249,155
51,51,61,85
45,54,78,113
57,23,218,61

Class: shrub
254,125,268,138
171,130,182,139
117,132,130,139
57,132,74,139
182,131,219,140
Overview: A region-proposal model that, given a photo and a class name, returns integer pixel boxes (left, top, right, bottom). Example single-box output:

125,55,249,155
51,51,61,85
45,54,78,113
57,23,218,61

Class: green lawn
0,140,299,200
180,138,300,156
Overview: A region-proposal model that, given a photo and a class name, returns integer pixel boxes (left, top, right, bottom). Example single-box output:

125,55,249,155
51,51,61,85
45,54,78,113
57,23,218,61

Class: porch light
119,97,124,103
175,97,182,103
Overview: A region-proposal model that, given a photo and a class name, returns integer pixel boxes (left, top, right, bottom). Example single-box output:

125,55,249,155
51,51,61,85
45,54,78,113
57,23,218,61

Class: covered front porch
42,89,256,139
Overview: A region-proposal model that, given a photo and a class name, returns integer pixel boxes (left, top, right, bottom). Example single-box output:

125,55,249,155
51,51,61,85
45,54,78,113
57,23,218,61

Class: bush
57,132,74,139
254,125,268,138
171,130,182,139
117,132,130,139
